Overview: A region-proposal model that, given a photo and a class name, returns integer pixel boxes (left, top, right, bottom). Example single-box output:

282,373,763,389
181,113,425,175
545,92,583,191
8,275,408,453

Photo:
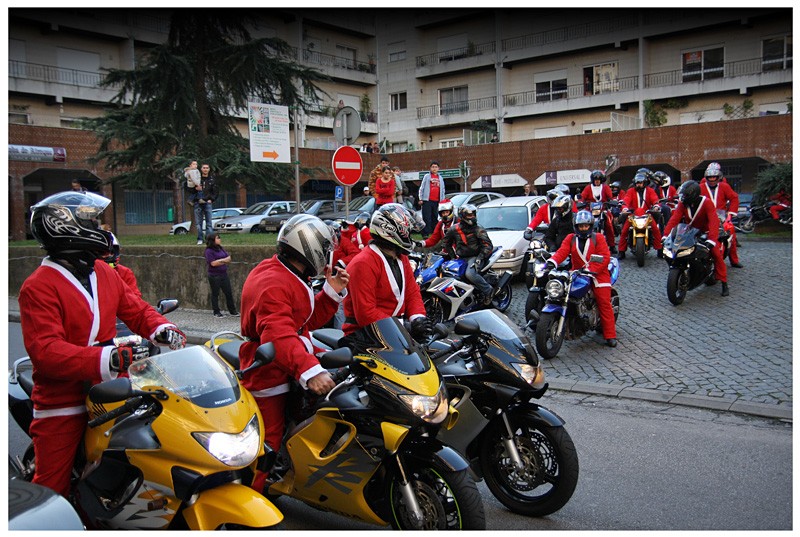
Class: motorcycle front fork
395,454,425,529
499,411,525,470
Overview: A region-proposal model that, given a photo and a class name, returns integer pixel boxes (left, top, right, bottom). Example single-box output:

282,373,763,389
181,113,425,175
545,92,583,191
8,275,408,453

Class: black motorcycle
735,201,792,233
426,309,579,517
662,223,717,305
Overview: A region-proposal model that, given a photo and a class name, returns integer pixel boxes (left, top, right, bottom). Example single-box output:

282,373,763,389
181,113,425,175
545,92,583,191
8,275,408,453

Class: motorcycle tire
492,282,513,312
387,465,486,530
479,414,579,517
423,296,445,326
635,240,646,267
610,288,620,321
667,267,688,306
524,292,542,324
737,216,756,233
535,312,565,360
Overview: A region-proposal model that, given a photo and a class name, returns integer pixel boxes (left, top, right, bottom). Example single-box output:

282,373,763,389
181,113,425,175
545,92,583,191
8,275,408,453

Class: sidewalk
8,296,791,422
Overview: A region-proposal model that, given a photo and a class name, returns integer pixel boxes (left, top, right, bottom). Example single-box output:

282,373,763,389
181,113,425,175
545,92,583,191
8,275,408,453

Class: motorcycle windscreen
671,223,700,250
346,317,432,375
128,346,241,409
455,309,538,367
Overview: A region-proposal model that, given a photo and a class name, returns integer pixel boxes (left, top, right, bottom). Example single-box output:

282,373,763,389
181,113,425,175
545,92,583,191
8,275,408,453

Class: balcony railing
305,103,377,123
502,14,639,52
9,60,120,89
502,75,639,107
644,56,792,88
417,96,497,119
416,41,496,68
294,47,375,74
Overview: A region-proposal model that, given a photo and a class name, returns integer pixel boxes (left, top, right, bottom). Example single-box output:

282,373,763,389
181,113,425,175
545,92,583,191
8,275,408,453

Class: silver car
477,196,549,275
169,207,245,235
214,201,296,233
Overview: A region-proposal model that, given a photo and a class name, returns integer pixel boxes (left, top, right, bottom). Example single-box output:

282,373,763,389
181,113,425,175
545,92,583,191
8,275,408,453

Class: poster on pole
248,102,290,163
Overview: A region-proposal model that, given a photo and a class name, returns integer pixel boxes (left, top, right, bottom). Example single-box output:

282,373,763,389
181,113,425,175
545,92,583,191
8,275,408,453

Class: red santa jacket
353,227,372,249
651,184,677,202
115,263,142,298
549,232,613,287
422,218,456,248
527,203,553,229
664,196,720,246
334,233,360,266
19,258,175,417
374,177,396,205
700,179,739,217
342,244,426,335
580,183,613,203
239,255,344,397
623,187,660,216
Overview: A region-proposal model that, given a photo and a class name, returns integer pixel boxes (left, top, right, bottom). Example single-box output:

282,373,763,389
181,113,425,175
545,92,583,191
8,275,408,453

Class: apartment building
7,7,792,236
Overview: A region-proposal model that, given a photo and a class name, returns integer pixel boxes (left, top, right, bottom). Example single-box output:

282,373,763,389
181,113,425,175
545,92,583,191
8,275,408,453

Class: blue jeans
194,201,213,241
465,257,493,296
422,200,439,236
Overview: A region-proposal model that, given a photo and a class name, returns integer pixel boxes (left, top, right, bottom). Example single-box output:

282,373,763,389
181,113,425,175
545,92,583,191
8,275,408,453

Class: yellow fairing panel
362,358,441,396
182,483,283,529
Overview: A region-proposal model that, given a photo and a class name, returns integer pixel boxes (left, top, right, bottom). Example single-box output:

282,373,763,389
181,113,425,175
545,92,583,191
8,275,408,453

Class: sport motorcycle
662,223,718,306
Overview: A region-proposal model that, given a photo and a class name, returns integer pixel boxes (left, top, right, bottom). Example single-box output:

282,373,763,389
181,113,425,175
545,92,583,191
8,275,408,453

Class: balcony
295,47,377,85
303,103,378,133
8,60,122,102
416,95,497,128
415,41,496,78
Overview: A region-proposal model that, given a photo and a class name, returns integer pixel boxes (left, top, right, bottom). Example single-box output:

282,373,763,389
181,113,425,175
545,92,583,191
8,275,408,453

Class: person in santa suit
331,219,360,266
650,171,678,232
351,211,373,250
524,188,561,235
414,198,458,250
699,162,743,268
617,172,663,259
579,170,617,254
664,180,730,296
545,210,617,347
102,232,142,297
341,203,431,341
238,214,349,489
19,191,186,497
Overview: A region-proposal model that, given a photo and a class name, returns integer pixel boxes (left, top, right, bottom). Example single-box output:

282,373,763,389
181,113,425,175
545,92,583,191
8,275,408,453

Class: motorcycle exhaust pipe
496,270,513,290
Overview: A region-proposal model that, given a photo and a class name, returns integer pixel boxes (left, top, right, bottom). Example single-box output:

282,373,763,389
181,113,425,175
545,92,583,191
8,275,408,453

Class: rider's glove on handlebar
523,228,534,241
110,345,149,372
410,317,432,340
154,327,187,350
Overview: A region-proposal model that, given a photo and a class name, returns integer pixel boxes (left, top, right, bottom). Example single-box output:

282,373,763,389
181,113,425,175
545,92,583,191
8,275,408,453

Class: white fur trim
299,364,326,390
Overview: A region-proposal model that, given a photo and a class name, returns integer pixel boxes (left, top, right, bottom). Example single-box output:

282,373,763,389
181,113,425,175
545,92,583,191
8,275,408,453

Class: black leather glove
523,228,534,241
473,257,484,271
110,344,149,373
410,317,432,340
154,327,187,350
413,240,426,250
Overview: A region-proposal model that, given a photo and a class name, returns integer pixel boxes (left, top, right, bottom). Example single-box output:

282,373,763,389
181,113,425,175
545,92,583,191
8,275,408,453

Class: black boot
616,251,625,260
606,338,617,347
721,282,729,296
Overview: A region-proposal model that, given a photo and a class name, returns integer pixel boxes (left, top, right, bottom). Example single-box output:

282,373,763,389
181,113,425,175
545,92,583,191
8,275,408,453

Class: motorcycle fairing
541,303,567,316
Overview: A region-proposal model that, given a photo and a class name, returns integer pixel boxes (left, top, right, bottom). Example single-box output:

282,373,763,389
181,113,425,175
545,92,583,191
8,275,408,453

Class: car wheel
174,228,188,235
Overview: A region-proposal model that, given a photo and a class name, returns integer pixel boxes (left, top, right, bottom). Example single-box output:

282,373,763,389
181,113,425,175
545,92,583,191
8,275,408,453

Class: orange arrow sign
262,151,279,159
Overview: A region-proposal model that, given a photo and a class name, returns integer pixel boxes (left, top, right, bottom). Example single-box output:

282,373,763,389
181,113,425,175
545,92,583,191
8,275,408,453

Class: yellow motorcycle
209,316,486,530
623,206,661,267
9,345,284,530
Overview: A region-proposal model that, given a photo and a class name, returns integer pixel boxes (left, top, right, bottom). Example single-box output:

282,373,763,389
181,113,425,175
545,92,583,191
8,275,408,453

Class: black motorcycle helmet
30,191,113,256
590,170,606,184
610,181,622,196
459,204,478,227
574,210,594,239
678,180,702,210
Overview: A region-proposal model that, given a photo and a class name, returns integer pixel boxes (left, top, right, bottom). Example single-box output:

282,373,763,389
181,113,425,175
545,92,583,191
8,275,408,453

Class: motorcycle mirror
589,254,604,263
254,342,276,365
454,317,481,336
88,377,133,404
432,323,450,339
156,298,179,315
318,346,354,369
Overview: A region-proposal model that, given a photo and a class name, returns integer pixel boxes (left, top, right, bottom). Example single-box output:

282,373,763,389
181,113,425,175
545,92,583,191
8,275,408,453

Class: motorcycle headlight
511,362,546,389
663,247,674,259
501,249,517,259
534,263,548,279
545,279,564,299
193,414,260,467
398,383,449,424
676,246,695,258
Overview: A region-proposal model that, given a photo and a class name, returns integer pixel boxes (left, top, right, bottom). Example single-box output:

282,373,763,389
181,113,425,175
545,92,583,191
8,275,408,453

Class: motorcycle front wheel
535,312,564,360
388,465,485,530
524,292,542,324
635,239,646,267
667,267,688,306
737,215,755,233
479,414,579,517
492,282,513,312
423,296,445,326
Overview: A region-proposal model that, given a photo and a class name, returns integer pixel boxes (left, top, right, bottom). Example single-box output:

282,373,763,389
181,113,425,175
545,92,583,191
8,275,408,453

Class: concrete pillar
9,173,25,241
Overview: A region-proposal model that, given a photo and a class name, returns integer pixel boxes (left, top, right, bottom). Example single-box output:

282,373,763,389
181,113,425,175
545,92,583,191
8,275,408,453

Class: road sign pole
345,186,351,221
294,106,301,213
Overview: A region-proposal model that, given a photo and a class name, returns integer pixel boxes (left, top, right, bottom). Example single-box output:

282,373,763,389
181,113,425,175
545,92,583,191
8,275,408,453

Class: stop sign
331,146,363,187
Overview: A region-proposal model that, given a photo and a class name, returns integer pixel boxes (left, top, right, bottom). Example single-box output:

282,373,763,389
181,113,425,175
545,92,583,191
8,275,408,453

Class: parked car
476,195,549,276
317,196,422,223
447,191,505,209
169,207,245,235
259,199,345,232
213,200,295,233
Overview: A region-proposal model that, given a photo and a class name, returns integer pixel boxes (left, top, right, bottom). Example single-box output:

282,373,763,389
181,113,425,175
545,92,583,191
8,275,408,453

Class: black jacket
199,174,219,204
545,211,574,251
442,222,493,260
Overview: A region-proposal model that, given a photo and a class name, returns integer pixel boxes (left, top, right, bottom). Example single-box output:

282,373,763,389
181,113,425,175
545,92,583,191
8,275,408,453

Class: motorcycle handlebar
88,396,143,428
430,339,464,360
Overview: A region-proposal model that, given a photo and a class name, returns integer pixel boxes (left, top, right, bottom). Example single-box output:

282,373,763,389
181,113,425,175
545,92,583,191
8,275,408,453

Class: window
390,92,407,111
60,117,83,129
440,138,461,148
583,121,612,133
9,112,30,125
682,47,724,82
763,36,792,71
335,45,357,69
388,41,407,62
439,86,468,115
391,141,409,152
584,62,619,95
759,102,791,115
535,79,567,102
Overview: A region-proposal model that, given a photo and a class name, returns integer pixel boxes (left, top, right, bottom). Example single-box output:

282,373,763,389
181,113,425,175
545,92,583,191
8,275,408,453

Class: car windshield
478,206,529,231
244,202,271,215
349,197,375,211
128,346,240,409
449,194,470,207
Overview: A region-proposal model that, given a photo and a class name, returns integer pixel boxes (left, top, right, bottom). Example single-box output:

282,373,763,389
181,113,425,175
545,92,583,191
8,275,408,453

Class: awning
471,174,528,189
533,169,591,186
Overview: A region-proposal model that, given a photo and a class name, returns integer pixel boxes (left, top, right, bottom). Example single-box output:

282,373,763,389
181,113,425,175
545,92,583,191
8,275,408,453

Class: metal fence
124,190,173,225
9,60,120,89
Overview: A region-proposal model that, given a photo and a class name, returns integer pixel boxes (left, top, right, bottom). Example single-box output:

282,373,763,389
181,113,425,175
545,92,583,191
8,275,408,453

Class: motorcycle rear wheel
667,267,688,306
492,282,513,312
388,466,485,530
535,312,564,360
423,297,445,326
736,216,755,233
635,240,646,267
479,415,579,517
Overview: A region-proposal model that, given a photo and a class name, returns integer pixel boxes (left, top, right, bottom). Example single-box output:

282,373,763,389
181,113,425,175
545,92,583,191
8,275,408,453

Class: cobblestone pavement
503,238,792,414
8,238,792,419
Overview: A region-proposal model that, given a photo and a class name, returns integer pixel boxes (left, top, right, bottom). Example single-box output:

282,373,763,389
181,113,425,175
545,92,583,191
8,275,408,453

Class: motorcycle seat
217,340,244,370
314,329,345,349
18,369,34,397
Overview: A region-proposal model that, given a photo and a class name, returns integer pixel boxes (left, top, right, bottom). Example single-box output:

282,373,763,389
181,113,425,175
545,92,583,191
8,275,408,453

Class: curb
8,312,791,422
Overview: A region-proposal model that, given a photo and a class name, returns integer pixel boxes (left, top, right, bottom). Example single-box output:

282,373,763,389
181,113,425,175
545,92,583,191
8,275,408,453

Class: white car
447,191,505,209
214,200,295,233
476,195,549,275
169,207,245,235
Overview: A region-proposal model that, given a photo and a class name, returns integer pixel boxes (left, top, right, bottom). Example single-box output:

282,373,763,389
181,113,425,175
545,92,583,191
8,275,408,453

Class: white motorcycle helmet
370,203,421,253
277,214,336,278
438,199,455,223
